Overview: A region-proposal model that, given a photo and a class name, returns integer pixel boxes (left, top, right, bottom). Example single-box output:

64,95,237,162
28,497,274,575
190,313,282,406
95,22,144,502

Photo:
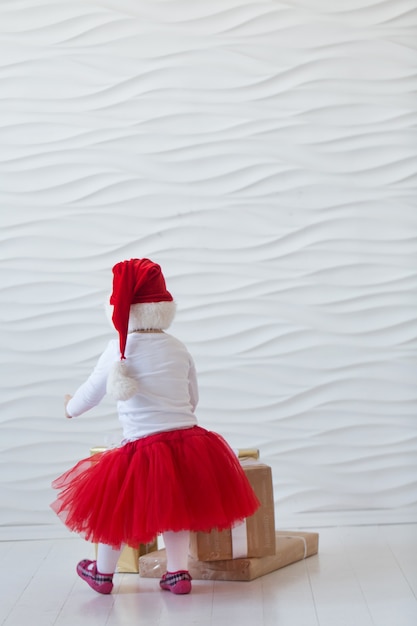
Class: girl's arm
65,340,118,418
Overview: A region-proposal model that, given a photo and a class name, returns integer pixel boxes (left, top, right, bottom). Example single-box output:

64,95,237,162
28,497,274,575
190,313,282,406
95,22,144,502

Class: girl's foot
159,570,192,594
76,559,114,594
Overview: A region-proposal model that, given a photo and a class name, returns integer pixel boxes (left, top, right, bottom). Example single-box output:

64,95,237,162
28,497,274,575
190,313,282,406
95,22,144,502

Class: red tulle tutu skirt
51,425,260,548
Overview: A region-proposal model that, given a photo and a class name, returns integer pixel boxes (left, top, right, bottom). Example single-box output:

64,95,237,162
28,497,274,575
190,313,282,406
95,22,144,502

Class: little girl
51,258,259,595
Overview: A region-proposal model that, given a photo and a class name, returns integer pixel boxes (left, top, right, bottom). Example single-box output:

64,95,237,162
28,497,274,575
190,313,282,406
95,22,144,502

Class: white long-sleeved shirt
66,332,199,440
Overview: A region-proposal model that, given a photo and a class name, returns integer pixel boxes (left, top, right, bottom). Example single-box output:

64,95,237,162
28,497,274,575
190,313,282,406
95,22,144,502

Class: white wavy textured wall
0,0,416,538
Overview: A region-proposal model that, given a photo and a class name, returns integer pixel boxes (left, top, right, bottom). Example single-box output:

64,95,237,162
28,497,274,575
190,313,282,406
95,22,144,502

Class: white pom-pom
107,360,140,401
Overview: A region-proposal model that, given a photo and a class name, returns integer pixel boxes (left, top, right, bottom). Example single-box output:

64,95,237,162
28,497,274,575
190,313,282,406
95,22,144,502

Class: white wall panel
0,0,416,538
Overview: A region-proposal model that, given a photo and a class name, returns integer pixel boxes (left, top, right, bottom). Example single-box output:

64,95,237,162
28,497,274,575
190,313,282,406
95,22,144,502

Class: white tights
96,530,190,575
163,530,190,572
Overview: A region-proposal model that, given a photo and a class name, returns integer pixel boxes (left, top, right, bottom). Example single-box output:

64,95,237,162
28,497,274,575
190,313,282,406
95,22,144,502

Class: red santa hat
107,258,174,400
110,258,173,360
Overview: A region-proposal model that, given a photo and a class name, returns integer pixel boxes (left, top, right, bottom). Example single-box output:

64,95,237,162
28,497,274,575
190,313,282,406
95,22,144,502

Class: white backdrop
1,0,416,539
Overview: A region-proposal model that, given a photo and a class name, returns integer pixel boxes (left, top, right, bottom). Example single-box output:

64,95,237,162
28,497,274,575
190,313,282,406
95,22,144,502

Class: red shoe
159,570,192,595
76,559,114,594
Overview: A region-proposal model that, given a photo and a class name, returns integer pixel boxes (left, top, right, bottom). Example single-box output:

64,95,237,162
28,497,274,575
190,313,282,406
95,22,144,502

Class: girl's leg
159,530,192,595
162,530,190,572
97,542,123,574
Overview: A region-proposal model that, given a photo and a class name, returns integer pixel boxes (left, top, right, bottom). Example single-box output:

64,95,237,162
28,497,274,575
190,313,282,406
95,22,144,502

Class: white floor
1,525,416,626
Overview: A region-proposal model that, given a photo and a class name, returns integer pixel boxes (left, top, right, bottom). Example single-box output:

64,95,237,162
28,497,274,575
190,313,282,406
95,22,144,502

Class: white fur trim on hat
128,301,176,331
107,360,140,401
104,300,176,331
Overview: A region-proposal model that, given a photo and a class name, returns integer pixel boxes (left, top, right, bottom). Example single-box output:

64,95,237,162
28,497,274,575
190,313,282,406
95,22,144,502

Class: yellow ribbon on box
233,448,260,460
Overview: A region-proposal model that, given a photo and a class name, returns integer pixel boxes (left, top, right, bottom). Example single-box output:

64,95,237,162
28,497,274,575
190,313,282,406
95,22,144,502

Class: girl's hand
64,394,73,419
